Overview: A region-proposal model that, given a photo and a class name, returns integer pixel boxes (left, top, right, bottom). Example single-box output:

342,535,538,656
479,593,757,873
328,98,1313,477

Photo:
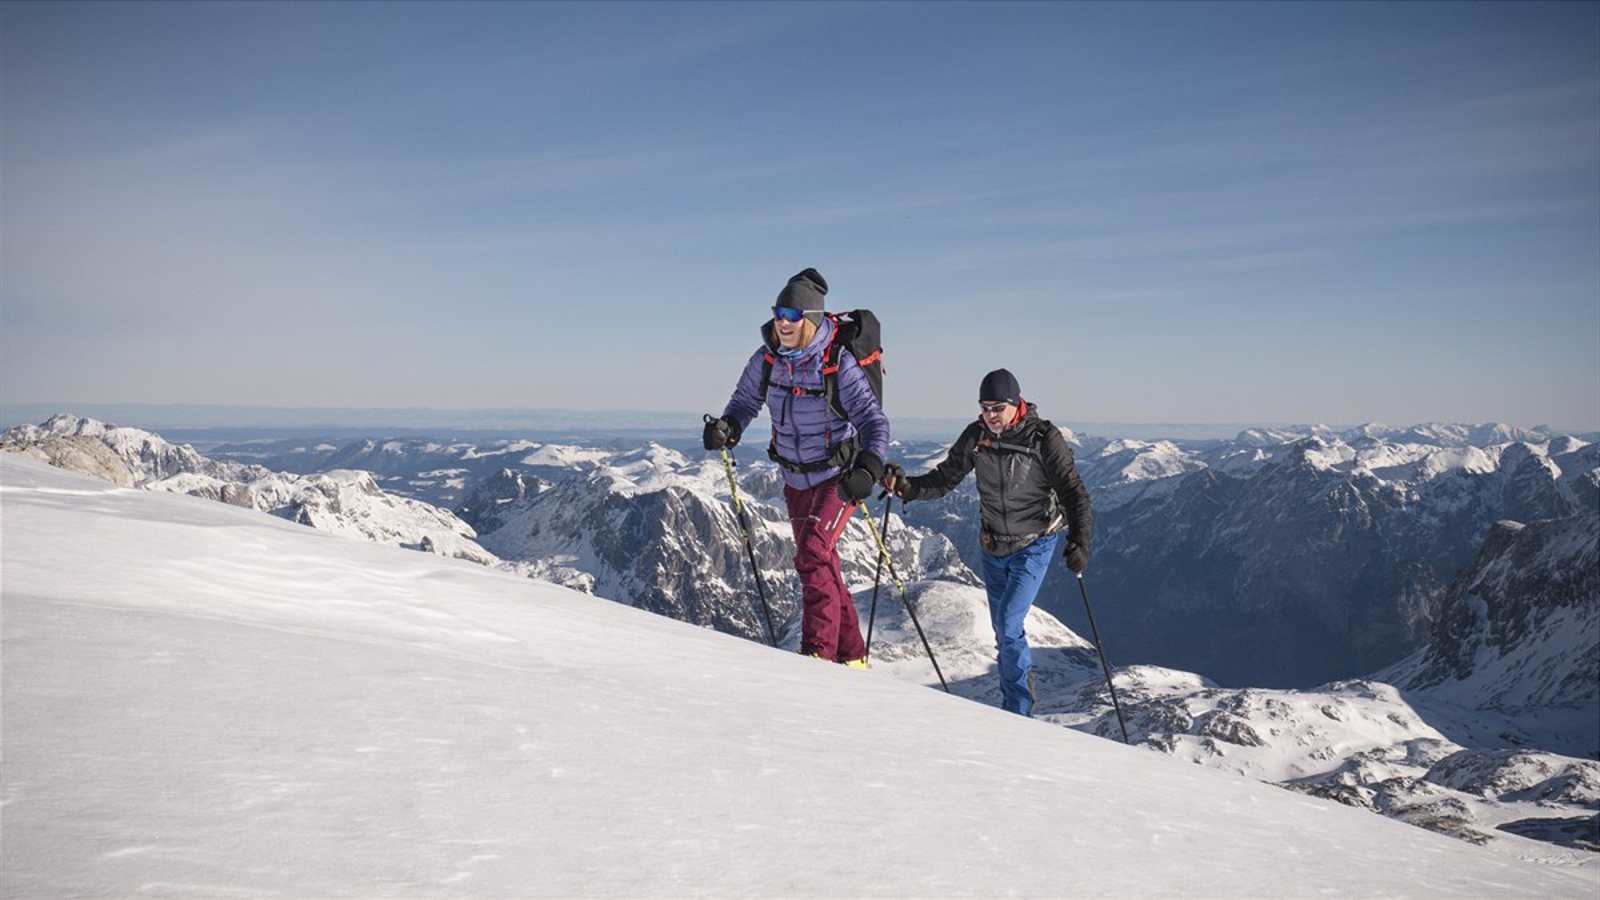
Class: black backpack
759,310,884,420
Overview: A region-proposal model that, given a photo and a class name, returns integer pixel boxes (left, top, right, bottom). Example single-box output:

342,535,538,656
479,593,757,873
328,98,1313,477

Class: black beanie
979,369,1022,404
775,267,828,317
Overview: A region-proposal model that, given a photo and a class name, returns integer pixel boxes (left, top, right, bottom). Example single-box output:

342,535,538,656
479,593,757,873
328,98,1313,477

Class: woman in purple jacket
703,269,889,667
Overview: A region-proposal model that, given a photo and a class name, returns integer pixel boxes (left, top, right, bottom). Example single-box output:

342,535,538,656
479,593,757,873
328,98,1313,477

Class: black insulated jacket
908,405,1094,558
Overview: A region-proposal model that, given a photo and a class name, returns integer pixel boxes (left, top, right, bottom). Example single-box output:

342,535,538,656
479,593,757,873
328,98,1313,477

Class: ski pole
707,417,780,648
1076,573,1129,743
858,499,950,693
863,497,893,662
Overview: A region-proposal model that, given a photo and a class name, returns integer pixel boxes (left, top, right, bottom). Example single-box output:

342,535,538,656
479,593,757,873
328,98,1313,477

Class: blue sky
4,1,1597,429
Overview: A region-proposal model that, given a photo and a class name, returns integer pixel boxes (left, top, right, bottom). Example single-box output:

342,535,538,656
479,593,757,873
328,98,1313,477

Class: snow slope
3,454,1596,897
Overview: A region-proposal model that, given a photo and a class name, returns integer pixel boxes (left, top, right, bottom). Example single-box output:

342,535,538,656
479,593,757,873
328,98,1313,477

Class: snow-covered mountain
3,412,253,484
1076,437,1210,508
1051,426,1597,687
1378,513,1599,758
5,452,1595,896
2,415,495,565
1348,422,1555,448
207,433,630,505
461,442,977,643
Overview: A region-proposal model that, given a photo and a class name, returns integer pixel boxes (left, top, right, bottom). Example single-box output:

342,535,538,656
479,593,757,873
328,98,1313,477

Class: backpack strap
975,417,1052,458
975,435,1043,458
820,313,844,377
820,314,850,420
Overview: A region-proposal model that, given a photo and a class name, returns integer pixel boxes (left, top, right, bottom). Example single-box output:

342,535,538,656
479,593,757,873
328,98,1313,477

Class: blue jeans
979,532,1061,717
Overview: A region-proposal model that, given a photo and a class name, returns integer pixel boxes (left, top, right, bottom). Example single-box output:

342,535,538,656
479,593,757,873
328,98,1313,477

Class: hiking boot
841,657,870,670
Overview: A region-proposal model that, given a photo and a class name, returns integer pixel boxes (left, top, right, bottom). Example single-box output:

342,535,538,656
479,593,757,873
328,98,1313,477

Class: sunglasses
979,401,1014,414
772,306,807,323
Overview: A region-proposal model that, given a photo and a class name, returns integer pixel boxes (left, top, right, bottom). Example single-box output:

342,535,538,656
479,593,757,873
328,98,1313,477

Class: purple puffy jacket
722,316,890,490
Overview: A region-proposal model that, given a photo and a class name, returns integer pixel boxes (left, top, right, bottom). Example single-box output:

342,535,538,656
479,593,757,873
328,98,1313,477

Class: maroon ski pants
784,478,866,662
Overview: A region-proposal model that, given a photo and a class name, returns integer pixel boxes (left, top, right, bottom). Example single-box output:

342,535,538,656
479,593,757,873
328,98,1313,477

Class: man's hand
702,416,740,451
880,463,920,502
880,462,903,494
1064,540,1089,574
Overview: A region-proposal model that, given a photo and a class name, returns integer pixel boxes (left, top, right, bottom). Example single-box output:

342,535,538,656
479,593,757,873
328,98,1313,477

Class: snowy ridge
1234,424,1340,447
1077,438,1208,508
1050,679,1446,783
158,468,497,566
2,415,496,565
3,452,1595,896
2,413,258,484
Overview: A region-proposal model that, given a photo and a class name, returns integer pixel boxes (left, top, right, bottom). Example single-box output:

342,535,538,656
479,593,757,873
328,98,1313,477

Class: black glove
1064,540,1089,574
836,451,884,503
702,416,741,451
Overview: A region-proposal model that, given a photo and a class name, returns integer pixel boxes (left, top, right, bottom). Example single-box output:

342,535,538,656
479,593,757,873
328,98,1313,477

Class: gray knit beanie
774,268,828,318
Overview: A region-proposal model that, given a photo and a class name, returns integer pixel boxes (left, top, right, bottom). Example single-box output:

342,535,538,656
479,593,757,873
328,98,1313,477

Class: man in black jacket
885,369,1093,716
